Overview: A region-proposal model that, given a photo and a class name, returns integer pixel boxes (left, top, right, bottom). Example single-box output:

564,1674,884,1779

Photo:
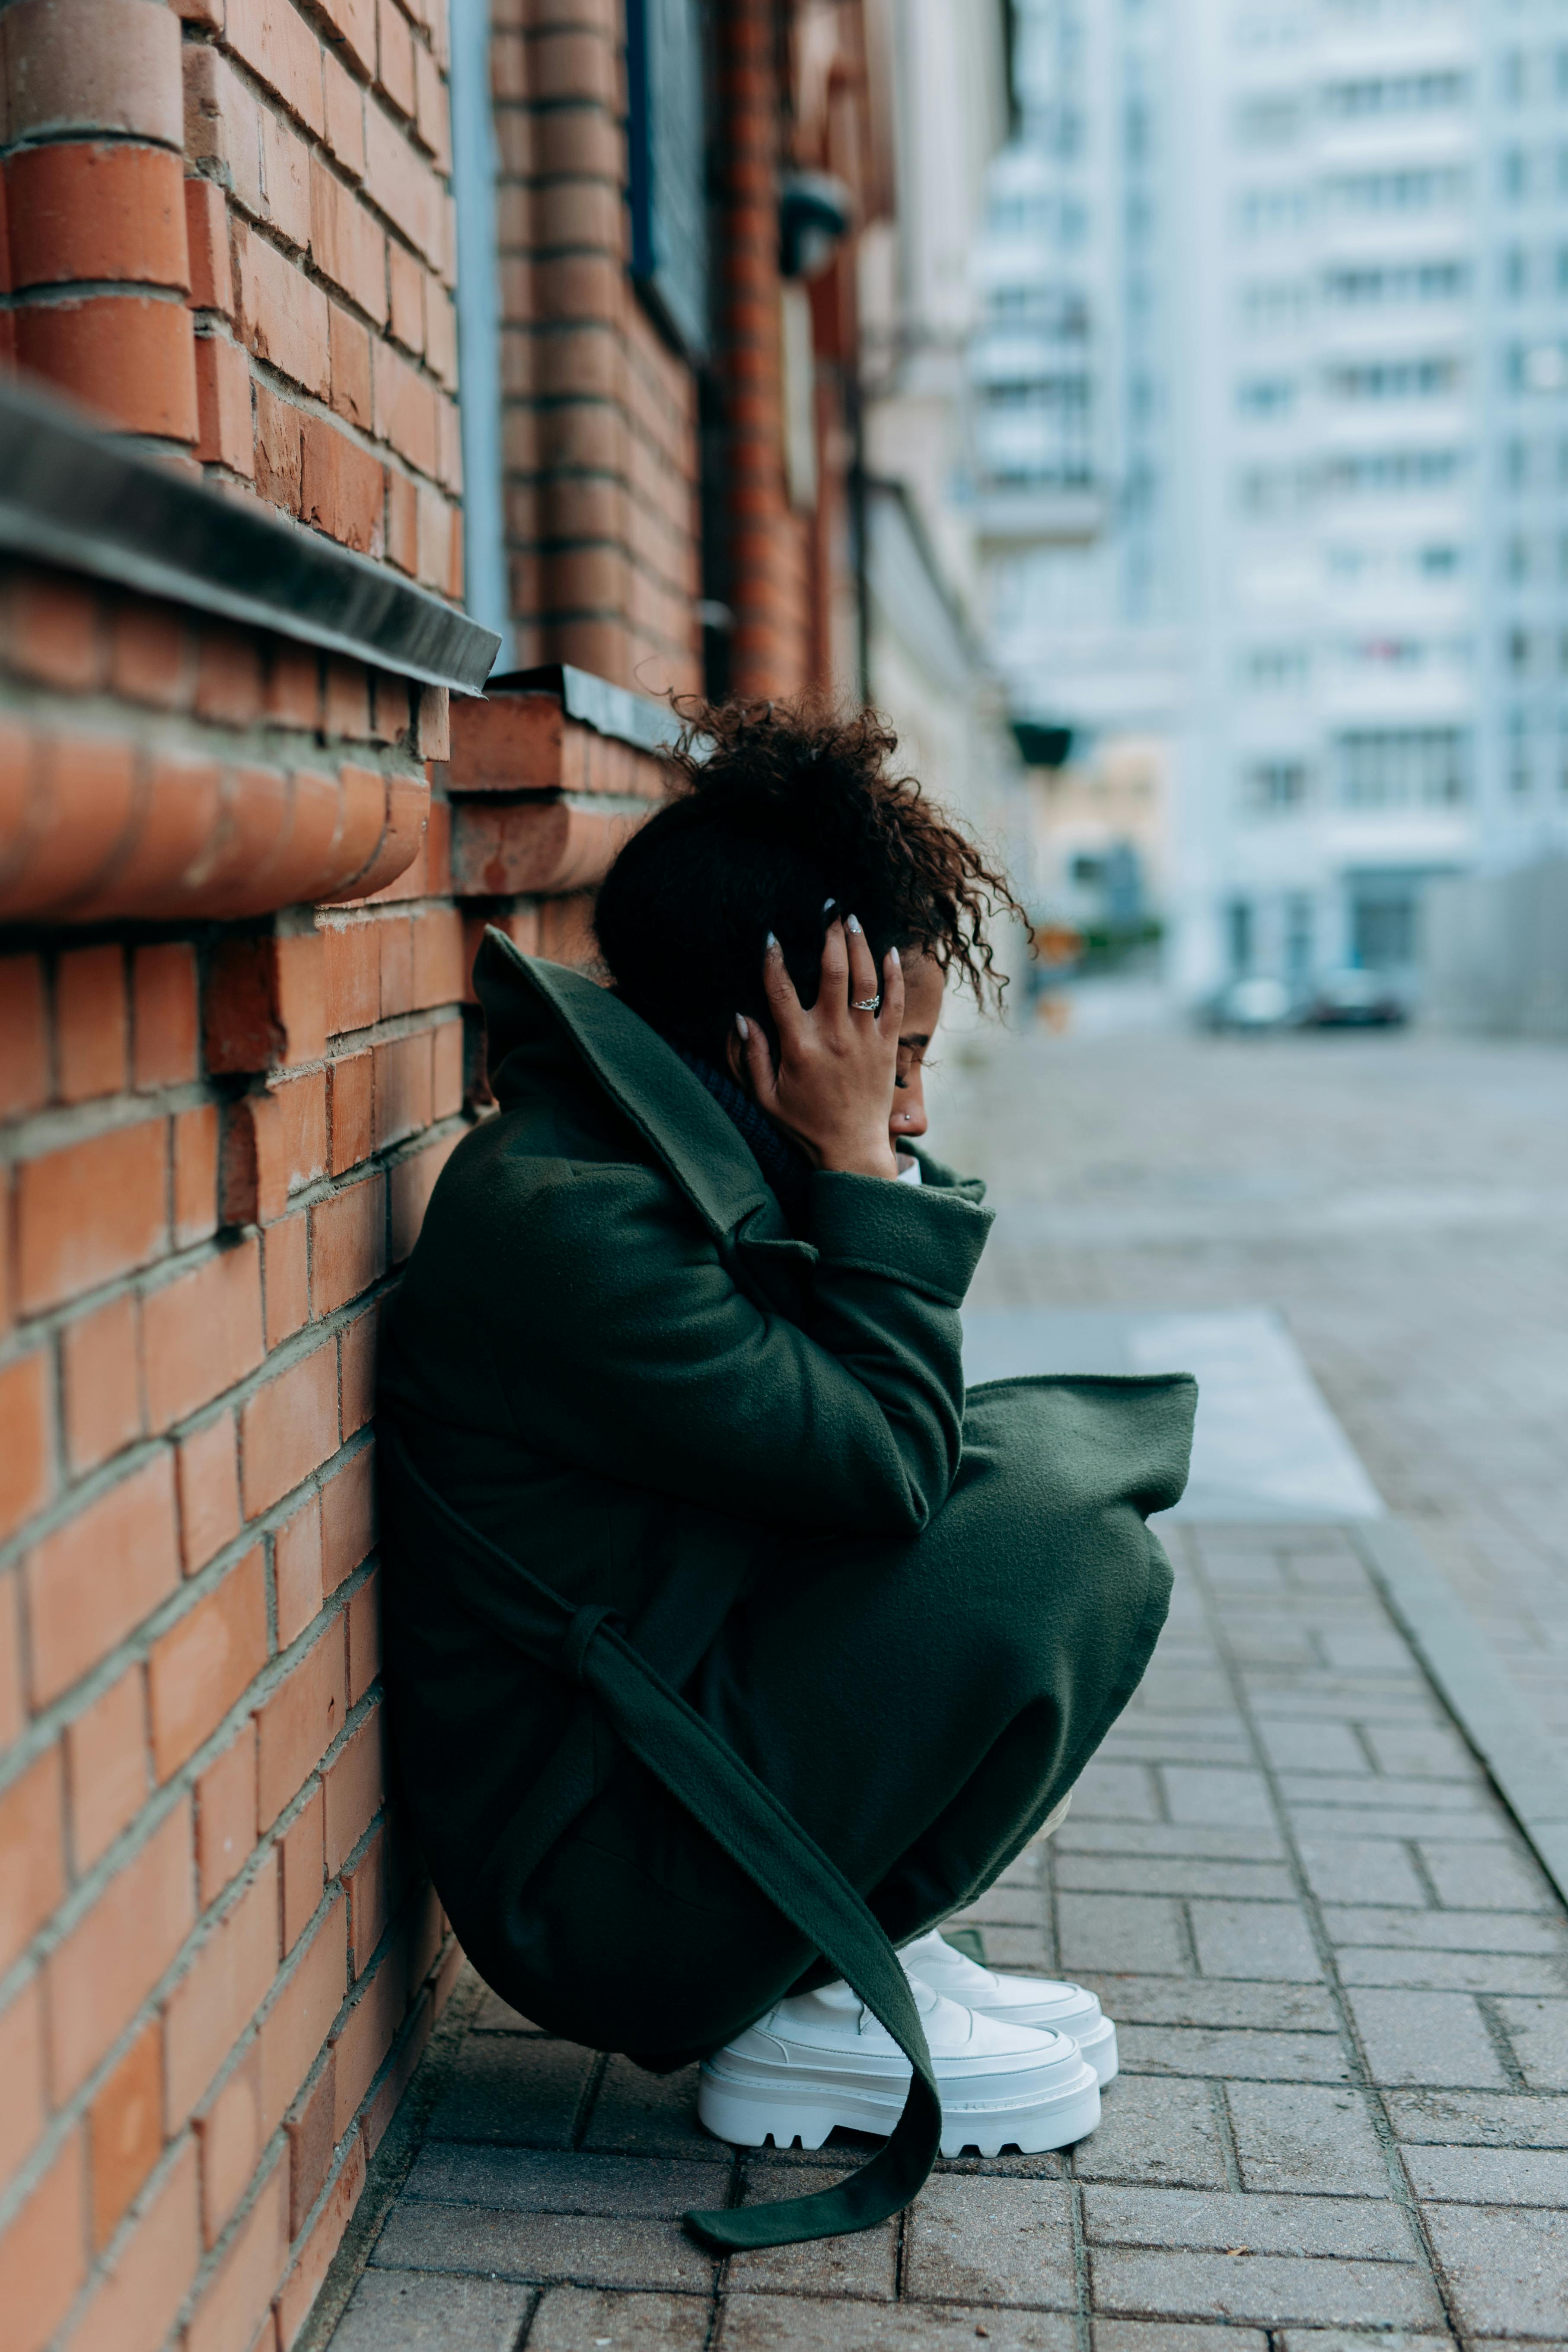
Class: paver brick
1415,1839,1558,1912
1068,1762,1161,1821
1189,1900,1323,1982
1071,2077,1230,2189
402,2144,718,2217
1344,1989,1510,2089
1422,2204,1568,2336
1080,2186,1415,2260
1081,1978,1337,2030
1057,1857,1297,1900
720,2299,1077,2349
1294,1838,1428,1908
1055,1823,1286,1863
1294,1804,1507,1845
902,2174,1076,2308
1094,2329,1265,2352
1254,1720,1369,1775
1335,1945,1568,1994
1404,2142,1568,2202
1492,1994,1568,2090
1056,1893,1190,1976
1117,2027,1350,2083
1384,2087,1568,2145
727,2161,897,2300
534,2285,709,2349
1087,2246,1444,2328
1361,1724,1482,1780
370,2201,716,2292
1321,1905,1568,1955
1225,2082,1390,2197
1275,1772,1491,1813
424,2034,597,2147
580,2057,730,2162
1159,1768,1275,1828
331,2269,535,2349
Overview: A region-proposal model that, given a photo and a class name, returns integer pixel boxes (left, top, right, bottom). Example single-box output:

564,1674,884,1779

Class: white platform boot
696,1975,1100,2159
899,1928,1119,2084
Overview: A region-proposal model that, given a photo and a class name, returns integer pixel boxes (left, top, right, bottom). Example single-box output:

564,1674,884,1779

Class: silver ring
851,995,881,1013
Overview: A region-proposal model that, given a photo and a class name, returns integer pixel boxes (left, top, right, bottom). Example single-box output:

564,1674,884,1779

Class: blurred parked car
1302,970,1407,1028
1205,975,1302,1031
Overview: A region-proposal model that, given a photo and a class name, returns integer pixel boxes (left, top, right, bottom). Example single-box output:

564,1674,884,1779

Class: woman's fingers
844,915,880,1016
760,930,807,1045
738,1012,781,1111
877,941,904,1040
816,915,849,1024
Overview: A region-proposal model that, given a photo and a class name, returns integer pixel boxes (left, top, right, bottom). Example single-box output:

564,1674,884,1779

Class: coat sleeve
488,1161,993,1536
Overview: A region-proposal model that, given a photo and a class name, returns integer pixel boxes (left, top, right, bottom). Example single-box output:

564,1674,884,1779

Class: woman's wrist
817,1140,899,1180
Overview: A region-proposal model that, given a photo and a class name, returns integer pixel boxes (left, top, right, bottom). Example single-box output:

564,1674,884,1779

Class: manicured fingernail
823,898,836,915
889,944,900,966
765,931,778,950
846,913,862,935
735,1013,749,1040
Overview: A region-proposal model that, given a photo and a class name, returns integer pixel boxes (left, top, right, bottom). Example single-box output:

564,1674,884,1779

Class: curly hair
593,695,1026,1068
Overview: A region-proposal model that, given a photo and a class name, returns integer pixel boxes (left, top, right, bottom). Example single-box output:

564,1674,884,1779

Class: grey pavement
317,1007,1568,2349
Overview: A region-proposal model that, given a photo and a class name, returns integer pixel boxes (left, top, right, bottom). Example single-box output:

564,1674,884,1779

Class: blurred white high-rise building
972,0,1568,998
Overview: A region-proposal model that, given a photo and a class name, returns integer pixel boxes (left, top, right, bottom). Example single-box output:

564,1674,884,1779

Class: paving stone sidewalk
318,1517,1568,2351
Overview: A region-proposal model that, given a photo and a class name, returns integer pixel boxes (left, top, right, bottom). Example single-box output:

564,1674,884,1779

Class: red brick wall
0,0,461,597
494,0,702,695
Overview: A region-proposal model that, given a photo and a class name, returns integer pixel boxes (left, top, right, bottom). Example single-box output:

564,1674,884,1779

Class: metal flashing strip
1356,1514,1568,1910
487,662,685,756
0,378,501,695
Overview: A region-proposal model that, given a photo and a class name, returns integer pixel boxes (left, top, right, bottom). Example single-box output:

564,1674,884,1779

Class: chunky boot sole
696,2053,1102,2158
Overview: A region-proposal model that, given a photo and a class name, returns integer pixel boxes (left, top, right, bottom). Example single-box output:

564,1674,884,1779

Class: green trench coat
377,929,1196,2249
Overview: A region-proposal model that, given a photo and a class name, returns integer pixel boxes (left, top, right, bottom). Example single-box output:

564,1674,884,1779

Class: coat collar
474,928,794,1245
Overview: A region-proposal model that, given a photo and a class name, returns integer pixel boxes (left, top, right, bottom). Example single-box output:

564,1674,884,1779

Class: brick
255,378,303,513
346,1568,380,1708
185,176,233,314
326,1050,373,1176
320,0,375,76
386,466,417,571
0,1975,47,2190
432,1016,462,1114
198,2043,262,2246
0,728,137,921
341,1303,377,1435
324,655,372,739
331,1926,406,2135
4,573,103,692
131,942,199,1088
0,956,49,1116
26,1453,181,1709
260,1896,346,2135
311,1173,386,1316
16,292,198,441
345,1821,387,1974
284,2048,338,2236
1345,1988,1510,2088
177,1414,241,1575
56,943,128,1103
226,0,326,134
194,622,264,725
258,98,310,249
0,1580,20,1751
47,1799,194,2101
309,155,387,321
206,932,327,1074
194,331,254,474
67,1665,150,1871
278,2129,365,2349
377,913,413,1014
414,45,448,171
184,2152,287,2352
376,0,415,115
321,1447,375,1591
371,1029,432,1150
87,2016,163,2248
256,1618,346,1829
6,138,188,291
328,299,373,430
234,219,329,396
280,1782,325,1951
166,1852,280,2122
71,2138,200,2352
107,600,190,708
223,1072,329,1228
324,1700,383,1873
362,100,440,262
321,925,377,1040
148,1545,268,1782
275,1491,324,1649
184,47,263,217
372,336,437,473
197,1725,258,1907
173,1103,221,1248
410,908,462,1010
1226,2082,1389,2197
264,1211,309,1349
387,235,422,351
0,2130,87,2352
322,48,366,177
0,1350,53,1542
300,414,385,554
390,1131,456,1261
0,1744,67,1974
241,1342,340,1522
6,0,182,138
266,643,321,730
142,1238,265,1429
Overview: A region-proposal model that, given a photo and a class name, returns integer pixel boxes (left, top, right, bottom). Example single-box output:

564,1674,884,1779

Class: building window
626,0,710,361
1245,759,1310,811
1328,356,1462,401
1284,893,1313,976
1227,900,1254,973
1351,892,1416,970
1338,728,1469,806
